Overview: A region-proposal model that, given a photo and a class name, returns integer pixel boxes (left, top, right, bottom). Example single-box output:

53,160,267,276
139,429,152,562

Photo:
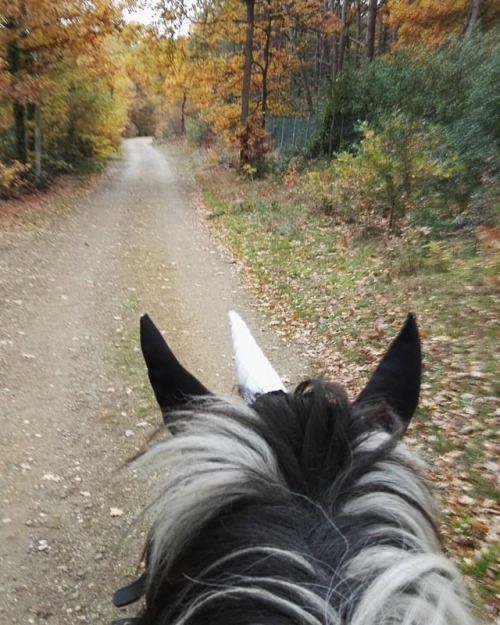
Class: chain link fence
266,116,317,152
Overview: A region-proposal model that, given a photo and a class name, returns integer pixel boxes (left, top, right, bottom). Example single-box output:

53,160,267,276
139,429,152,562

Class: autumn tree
120,20,178,137
0,0,127,186
165,0,340,153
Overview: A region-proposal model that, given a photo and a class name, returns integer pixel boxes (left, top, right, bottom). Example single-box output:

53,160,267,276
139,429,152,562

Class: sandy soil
0,137,307,624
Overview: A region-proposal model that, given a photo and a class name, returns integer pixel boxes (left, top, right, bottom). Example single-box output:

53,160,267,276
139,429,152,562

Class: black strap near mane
111,572,146,625
113,572,147,608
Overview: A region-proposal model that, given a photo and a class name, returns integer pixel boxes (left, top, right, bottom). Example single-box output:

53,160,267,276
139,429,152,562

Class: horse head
111,312,473,625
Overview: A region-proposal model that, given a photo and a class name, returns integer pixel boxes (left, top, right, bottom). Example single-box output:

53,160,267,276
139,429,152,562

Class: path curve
0,137,305,624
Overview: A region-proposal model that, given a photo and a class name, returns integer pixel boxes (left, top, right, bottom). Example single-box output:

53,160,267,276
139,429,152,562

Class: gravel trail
0,137,305,624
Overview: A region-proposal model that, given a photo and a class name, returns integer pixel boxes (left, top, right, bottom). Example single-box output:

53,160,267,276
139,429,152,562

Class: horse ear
229,310,286,404
354,314,421,426
140,314,210,419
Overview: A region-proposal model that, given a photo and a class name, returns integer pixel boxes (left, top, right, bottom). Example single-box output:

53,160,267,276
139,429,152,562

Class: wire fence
266,116,317,152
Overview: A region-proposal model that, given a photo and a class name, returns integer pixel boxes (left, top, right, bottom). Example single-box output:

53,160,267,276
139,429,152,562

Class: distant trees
1,0,496,227
143,1,497,161
144,0,340,153
129,0,498,231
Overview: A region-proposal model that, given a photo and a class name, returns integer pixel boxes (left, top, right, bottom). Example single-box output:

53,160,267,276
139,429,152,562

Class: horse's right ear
354,314,421,428
140,314,210,420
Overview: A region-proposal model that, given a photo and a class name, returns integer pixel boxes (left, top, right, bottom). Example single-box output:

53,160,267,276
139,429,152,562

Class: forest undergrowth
169,144,499,619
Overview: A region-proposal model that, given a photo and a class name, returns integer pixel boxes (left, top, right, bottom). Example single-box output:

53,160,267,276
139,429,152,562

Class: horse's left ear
140,314,210,420
354,314,421,426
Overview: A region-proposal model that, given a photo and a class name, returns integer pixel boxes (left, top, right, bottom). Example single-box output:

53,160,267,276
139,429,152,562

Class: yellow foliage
387,0,500,48
307,119,463,232
150,0,340,145
37,35,131,162
0,161,30,197
0,0,128,168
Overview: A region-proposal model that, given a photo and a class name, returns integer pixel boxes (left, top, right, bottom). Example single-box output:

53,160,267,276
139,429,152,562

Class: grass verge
174,144,499,618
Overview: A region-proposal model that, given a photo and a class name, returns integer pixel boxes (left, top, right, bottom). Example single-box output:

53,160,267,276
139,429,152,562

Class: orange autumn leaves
388,0,499,48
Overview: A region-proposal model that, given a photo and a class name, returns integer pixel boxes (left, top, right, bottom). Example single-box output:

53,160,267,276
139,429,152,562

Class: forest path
0,137,306,624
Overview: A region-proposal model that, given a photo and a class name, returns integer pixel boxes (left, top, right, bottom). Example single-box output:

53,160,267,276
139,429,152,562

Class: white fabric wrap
229,310,287,404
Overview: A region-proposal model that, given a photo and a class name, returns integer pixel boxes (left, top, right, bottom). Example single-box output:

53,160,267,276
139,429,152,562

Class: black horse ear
354,314,421,426
140,314,210,420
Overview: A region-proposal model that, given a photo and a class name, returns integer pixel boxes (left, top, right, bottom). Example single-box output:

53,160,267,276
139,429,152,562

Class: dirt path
0,137,307,624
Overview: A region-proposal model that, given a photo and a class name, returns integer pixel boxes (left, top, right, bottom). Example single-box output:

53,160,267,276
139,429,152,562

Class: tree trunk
328,110,336,157
241,0,255,126
7,36,28,163
389,25,398,46
377,1,388,55
354,0,362,66
384,173,399,234
338,0,348,73
180,91,187,135
34,103,43,186
465,0,482,39
13,102,27,164
365,0,378,61
288,26,315,115
261,4,272,120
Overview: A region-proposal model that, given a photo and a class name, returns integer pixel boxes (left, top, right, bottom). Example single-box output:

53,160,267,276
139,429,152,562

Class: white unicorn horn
228,310,286,404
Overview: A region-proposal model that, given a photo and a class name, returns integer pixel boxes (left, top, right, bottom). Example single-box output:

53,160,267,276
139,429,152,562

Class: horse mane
131,380,473,625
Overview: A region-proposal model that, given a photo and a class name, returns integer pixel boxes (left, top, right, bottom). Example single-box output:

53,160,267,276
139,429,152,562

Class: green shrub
314,30,499,214
186,117,211,146
306,169,334,213
310,118,462,233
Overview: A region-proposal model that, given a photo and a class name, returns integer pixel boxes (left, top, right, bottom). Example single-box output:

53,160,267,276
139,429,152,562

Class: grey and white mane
111,312,475,625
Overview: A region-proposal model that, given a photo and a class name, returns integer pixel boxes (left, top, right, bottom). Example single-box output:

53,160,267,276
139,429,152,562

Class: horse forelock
132,381,473,625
